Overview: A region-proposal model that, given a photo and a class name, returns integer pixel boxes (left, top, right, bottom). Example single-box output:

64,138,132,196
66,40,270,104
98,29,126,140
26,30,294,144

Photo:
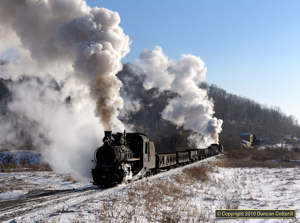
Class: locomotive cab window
145,142,149,154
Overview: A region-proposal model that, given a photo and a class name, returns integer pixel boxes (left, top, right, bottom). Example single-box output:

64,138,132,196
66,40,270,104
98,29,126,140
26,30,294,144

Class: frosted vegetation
1,156,300,222
1,144,300,222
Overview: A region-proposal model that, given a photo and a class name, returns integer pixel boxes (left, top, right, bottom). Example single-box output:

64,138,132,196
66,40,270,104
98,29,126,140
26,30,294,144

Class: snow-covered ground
0,172,91,201
1,156,299,222
258,144,298,150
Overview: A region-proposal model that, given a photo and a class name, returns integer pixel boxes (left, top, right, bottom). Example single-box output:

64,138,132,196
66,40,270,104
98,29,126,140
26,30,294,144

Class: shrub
0,162,52,172
182,164,212,183
222,144,300,168
63,175,77,182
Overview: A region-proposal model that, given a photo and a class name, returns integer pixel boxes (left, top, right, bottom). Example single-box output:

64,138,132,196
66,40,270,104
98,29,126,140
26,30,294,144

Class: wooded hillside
0,62,299,152
117,64,300,150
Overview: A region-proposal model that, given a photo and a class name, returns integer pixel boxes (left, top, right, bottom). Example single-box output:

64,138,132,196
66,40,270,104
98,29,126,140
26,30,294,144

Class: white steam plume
133,46,223,145
0,0,130,180
118,72,141,120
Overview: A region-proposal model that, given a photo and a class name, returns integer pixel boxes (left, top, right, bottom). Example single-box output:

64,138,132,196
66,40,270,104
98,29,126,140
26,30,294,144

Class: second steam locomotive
91,131,223,185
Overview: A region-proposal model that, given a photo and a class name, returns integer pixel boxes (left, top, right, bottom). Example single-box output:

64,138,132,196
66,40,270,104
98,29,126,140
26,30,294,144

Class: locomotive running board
126,158,140,161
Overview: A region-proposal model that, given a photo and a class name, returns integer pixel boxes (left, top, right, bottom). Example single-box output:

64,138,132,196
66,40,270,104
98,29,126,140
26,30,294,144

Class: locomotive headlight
95,145,117,167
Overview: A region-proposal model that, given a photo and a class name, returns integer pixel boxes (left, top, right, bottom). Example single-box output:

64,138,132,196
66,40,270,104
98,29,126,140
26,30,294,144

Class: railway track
0,185,103,222
0,155,219,222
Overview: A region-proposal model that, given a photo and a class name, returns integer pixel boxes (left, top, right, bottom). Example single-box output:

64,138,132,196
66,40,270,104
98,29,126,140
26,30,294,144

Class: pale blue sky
4,0,299,123
86,0,300,122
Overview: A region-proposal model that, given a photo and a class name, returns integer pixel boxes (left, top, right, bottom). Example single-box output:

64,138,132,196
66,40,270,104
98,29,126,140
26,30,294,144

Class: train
91,131,223,185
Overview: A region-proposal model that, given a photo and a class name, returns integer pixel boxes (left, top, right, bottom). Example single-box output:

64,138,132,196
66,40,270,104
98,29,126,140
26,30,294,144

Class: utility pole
281,135,283,163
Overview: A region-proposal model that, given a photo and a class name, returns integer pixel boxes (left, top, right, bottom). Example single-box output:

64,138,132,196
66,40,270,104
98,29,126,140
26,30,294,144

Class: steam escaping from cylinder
132,46,223,145
0,0,130,180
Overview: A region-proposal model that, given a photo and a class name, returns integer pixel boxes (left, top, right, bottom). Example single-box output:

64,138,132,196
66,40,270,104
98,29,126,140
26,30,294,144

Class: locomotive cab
92,131,156,185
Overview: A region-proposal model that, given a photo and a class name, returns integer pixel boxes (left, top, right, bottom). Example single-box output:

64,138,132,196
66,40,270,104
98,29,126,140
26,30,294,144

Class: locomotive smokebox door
143,141,156,170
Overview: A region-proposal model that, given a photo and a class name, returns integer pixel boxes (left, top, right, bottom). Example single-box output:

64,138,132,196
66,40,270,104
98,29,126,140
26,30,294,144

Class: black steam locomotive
91,131,223,185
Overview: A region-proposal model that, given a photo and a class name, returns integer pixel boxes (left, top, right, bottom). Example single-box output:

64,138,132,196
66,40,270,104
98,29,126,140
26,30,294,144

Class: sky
83,0,300,123
0,0,298,123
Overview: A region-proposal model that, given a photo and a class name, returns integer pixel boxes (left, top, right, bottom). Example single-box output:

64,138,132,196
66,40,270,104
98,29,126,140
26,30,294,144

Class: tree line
117,64,300,151
199,82,300,143
0,62,299,152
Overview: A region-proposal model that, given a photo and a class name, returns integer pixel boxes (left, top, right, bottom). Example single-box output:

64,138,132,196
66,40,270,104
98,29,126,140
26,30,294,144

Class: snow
257,146,265,150
241,140,250,144
0,191,24,200
1,157,300,222
257,144,297,150
0,172,91,201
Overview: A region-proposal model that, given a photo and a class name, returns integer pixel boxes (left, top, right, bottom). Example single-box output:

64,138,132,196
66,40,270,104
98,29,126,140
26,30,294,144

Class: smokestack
103,131,112,145
104,131,112,138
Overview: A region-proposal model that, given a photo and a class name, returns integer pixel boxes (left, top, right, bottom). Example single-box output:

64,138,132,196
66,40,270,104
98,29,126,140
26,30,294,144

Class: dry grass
96,178,211,222
63,175,77,183
224,193,241,209
206,157,226,168
0,162,52,172
93,149,299,221
223,159,300,168
0,177,25,193
182,164,213,183
223,146,300,168
170,174,185,185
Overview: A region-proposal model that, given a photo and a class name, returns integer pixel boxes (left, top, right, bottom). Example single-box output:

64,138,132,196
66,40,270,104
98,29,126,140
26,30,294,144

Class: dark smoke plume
0,0,130,180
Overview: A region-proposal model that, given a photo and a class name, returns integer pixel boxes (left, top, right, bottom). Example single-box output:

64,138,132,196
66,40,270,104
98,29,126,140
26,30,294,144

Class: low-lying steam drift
133,46,223,146
0,0,130,180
